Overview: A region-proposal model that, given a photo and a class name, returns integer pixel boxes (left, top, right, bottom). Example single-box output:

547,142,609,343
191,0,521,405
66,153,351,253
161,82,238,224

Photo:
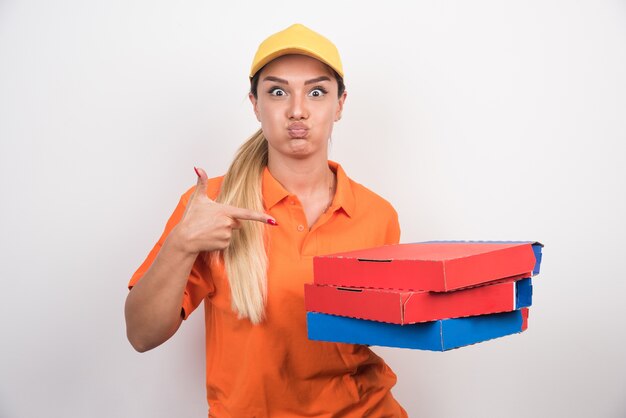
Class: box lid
313,241,542,291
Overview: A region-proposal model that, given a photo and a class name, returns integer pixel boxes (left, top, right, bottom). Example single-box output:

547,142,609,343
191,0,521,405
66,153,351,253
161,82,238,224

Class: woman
125,24,407,417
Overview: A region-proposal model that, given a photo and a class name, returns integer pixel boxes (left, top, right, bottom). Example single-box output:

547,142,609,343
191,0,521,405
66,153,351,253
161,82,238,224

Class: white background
1,1,625,417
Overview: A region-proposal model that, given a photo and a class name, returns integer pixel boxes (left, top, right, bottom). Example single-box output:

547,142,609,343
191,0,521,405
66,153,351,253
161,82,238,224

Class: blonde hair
215,128,269,324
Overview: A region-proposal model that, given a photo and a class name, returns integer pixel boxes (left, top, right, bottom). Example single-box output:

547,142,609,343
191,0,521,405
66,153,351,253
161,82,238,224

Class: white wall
1,1,625,417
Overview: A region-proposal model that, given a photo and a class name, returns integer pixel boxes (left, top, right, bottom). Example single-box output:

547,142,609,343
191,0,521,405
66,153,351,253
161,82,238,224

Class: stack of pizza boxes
305,241,543,351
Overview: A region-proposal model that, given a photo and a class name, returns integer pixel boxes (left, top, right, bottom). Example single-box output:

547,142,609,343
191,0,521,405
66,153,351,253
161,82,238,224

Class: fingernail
194,167,200,177
267,219,278,226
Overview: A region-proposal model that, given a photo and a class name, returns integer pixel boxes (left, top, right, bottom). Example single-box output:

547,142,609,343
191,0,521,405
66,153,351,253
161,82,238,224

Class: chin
287,150,314,159
286,140,314,155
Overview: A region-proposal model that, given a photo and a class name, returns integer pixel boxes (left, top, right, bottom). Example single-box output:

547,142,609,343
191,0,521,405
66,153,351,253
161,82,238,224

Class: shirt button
297,225,305,232
290,200,296,205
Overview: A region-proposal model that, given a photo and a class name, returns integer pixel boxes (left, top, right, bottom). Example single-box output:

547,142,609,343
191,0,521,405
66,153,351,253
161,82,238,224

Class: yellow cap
249,24,344,79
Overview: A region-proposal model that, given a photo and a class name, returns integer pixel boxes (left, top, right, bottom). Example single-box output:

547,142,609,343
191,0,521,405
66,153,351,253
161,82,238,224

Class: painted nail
267,219,278,226
194,167,200,177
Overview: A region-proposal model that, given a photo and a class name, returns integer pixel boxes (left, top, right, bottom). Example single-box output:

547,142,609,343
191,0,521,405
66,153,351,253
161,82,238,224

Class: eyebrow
262,75,332,85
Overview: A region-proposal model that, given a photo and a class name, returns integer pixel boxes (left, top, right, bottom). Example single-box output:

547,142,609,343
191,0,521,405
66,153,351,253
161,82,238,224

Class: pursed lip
287,122,309,138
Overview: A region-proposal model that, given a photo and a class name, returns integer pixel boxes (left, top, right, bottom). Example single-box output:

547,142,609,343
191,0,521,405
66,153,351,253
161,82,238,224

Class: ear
249,93,261,122
335,90,347,122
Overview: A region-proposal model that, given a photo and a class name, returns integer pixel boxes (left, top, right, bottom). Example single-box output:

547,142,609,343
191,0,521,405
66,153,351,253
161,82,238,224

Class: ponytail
215,128,269,324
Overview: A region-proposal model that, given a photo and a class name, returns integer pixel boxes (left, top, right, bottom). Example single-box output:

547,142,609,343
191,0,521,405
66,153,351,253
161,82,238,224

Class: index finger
226,205,278,226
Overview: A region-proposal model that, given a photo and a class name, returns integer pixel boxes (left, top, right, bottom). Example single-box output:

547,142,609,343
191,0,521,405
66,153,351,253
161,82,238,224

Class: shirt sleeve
128,190,215,320
384,207,401,245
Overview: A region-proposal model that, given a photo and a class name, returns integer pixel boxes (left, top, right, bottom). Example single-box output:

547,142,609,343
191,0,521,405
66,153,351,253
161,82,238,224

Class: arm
124,167,276,352
124,230,196,352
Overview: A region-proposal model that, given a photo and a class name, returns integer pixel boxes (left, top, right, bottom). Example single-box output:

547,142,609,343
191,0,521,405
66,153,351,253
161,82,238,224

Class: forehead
259,54,334,80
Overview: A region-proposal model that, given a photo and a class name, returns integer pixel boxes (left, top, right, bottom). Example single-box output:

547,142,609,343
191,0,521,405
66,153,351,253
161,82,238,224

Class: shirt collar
262,167,290,210
262,160,355,218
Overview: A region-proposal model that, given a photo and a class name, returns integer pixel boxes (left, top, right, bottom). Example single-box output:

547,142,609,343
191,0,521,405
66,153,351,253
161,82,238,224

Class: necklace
323,169,336,214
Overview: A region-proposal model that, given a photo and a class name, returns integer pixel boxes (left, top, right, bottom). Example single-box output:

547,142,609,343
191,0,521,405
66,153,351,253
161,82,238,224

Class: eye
309,87,327,97
269,87,286,97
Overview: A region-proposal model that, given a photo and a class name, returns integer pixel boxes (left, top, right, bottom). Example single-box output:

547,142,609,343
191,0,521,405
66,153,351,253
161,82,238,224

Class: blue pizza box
307,308,529,351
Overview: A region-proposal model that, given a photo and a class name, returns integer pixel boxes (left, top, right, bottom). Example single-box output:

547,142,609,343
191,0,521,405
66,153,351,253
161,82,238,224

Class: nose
287,92,309,120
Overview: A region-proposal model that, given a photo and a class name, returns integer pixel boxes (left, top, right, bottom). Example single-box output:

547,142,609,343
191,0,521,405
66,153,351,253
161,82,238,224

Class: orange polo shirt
129,161,407,418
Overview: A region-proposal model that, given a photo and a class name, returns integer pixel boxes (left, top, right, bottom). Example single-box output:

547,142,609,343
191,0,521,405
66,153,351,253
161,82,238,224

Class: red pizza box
304,277,532,324
313,241,541,292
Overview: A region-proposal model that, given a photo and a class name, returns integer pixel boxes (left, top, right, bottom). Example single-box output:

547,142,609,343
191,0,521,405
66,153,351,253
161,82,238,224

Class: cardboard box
304,277,532,324
313,241,543,291
307,308,529,351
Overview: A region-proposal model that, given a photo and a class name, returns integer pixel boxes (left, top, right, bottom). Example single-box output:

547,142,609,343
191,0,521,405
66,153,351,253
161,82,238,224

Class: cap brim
249,47,343,79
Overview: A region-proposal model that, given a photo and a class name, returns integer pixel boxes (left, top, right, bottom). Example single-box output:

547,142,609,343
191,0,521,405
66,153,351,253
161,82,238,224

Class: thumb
192,166,209,200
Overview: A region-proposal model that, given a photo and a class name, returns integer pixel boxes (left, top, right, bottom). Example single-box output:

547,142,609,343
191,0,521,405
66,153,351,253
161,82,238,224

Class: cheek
316,104,339,125
258,106,284,133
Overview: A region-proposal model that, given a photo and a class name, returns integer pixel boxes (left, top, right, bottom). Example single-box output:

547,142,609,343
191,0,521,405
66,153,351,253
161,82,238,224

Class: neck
267,153,333,197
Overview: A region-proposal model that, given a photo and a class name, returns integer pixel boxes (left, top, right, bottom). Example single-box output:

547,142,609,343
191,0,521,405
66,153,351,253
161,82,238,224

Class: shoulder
337,165,401,245
180,175,225,204
333,160,398,221
348,178,398,218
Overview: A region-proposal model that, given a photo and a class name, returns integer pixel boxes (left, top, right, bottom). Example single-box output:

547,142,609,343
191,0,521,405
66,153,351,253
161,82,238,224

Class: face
249,54,347,160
